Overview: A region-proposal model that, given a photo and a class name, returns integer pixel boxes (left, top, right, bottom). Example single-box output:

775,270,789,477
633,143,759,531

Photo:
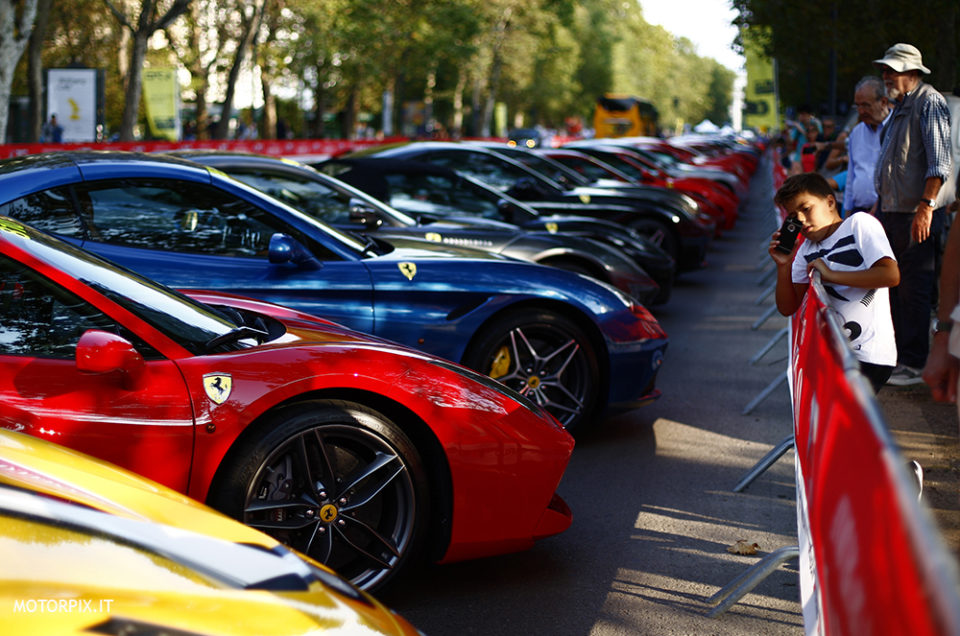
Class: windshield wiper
204,325,268,352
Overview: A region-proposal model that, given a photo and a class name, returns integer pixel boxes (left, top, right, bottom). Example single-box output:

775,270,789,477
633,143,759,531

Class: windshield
2,219,247,355
591,152,648,182
225,168,416,228
209,170,373,255
635,147,679,169
492,149,589,186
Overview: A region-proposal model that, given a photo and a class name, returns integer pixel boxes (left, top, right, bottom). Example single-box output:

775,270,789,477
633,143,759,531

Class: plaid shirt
874,83,953,194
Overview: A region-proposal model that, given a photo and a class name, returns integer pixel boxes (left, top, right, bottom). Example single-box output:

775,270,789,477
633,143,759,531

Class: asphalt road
380,154,807,635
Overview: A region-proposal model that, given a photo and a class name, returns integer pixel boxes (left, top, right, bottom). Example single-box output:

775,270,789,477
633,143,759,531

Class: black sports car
329,141,715,271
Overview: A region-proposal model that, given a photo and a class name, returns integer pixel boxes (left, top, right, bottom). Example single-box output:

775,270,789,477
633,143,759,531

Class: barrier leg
706,545,800,617
754,280,776,305
755,261,776,286
751,304,779,330
749,327,789,365
742,370,788,415
732,434,795,492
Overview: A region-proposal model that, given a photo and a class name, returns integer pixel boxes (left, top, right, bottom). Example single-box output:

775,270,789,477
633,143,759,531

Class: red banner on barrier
0,137,411,160
791,274,960,635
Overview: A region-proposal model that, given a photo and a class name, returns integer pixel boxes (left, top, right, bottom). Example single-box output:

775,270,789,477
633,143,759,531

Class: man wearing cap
872,43,953,386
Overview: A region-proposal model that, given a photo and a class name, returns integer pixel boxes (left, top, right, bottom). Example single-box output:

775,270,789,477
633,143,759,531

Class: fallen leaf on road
727,540,760,555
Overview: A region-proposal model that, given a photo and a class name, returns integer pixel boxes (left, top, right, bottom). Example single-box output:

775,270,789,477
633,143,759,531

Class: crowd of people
770,42,960,440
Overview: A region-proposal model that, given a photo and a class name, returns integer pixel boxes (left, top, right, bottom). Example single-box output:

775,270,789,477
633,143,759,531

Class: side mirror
348,198,382,228
76,330,145,389
268,233,320,268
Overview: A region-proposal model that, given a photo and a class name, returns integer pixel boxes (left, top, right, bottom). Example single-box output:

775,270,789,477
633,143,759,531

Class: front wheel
208,400,428,592
463,310,601,433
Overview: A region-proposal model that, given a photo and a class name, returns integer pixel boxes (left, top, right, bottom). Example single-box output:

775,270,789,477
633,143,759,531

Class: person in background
843,77,892,215
872,43,952,386
799,117,823,173
41,114,63,143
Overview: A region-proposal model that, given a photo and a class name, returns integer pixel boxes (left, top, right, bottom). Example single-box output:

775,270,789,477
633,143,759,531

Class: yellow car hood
0,430,420,636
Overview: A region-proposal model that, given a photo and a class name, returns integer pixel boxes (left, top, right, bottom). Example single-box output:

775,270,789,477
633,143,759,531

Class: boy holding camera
769,172,900,391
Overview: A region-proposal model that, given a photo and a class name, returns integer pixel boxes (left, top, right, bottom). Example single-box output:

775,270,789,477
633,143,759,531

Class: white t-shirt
791,212,897,366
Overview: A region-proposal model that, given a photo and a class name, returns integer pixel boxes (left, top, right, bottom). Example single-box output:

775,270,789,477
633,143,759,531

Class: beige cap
873,43,930,74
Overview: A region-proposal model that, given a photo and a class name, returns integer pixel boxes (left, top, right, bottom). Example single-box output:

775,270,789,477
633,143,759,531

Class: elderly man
843,77,891,214
872,43,953,386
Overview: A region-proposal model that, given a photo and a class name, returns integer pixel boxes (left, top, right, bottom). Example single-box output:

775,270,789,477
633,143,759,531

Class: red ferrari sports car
0,216,574,591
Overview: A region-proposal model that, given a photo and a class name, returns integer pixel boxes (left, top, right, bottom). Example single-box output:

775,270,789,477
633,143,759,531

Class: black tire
208,400,428,592
631,219,680,263
462,309,601,433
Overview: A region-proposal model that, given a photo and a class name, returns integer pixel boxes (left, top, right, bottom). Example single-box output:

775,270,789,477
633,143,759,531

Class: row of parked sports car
0,133,760,633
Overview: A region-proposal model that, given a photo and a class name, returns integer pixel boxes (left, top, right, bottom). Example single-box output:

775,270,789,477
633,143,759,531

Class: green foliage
13,0,743,139
734,0,960,116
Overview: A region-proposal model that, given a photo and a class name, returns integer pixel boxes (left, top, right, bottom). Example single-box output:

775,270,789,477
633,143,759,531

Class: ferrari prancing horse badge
398,262,417,280
203,373,233,405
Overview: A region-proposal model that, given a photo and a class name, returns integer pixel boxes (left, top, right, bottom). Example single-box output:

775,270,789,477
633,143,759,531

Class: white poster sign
46,69,97,142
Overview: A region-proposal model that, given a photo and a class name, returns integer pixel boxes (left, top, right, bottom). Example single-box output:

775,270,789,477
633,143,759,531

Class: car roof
0,151,212,203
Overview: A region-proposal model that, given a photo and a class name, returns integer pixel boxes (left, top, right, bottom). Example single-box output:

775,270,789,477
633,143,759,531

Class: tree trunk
451,70,466,139
106,0,192,142
424,64,436,135
480,8,511,138
260,71,275,139
312,65,324,138
0,0,39,142
119,31,149,140
471,76,482,137
27,0,52,142
213,0,266,140
342,87,356,139
481,50,503,137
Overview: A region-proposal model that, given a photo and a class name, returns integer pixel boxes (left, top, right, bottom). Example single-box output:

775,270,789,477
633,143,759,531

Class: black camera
776,216,802,253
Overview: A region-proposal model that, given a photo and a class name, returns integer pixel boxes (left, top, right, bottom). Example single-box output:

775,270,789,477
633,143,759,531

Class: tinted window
228,171,356,225
427,152,529,191
0,187,83,237
383,172,500,219
0,254,158,359
75,179,279,258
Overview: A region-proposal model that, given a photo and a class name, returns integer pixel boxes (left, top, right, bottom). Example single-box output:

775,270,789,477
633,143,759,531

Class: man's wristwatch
921,197,937,207
934,318,953,334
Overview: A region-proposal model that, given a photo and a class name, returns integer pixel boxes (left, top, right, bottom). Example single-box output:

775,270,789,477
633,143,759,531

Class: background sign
142,68,181,142
46,69,97,142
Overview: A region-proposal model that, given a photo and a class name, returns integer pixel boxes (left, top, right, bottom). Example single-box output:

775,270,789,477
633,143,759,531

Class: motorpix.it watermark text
13,598,114,613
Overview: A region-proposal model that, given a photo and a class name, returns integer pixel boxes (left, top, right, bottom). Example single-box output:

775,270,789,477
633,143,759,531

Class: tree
212,0,265,140
733,0,959,116
102,0,191,141
164,0,229,139
0,0,39,141
25,0,52,141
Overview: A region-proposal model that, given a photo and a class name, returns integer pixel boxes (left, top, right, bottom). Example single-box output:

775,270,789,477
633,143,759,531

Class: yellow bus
593,95,659,138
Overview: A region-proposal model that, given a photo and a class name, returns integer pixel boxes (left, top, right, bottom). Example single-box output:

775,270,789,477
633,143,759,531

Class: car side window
228,171,355,225
384,173,500,219
0,254,160,359
0,187,84,238
75,179,280,258
427,152,525,191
